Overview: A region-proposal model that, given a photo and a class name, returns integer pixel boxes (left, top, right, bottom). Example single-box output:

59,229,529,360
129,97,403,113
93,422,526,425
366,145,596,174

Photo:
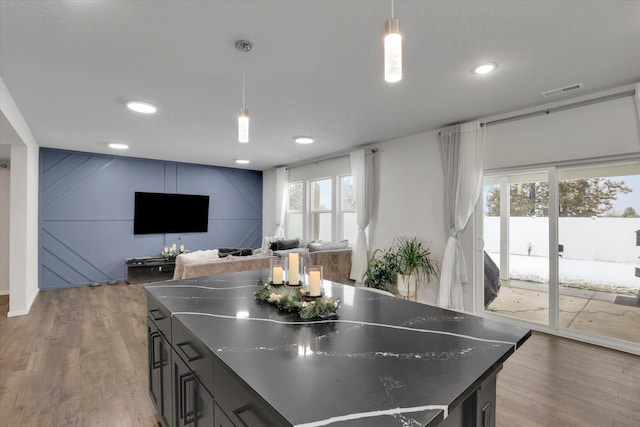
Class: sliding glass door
479,159,640,349
482,170,551,325
557,162,640,344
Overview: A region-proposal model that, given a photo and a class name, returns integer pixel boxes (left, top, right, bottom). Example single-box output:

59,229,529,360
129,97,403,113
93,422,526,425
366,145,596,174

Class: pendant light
235,40,253,143
384,0,402,83
238,69,249,143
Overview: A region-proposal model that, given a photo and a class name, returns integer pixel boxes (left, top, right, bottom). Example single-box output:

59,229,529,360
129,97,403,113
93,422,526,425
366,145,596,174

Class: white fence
483,216,640,264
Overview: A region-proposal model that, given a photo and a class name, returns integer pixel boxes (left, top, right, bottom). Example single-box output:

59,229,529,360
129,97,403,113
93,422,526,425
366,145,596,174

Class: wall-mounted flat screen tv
134,192,210,234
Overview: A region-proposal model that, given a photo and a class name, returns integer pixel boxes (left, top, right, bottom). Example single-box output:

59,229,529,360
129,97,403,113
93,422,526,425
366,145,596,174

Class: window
285,174,356,243
309,178,332,241
339,175,357,242
287,182,303,239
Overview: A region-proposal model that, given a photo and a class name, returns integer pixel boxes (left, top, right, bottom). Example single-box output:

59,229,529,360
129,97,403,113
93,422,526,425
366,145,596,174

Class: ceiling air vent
541,82,584,97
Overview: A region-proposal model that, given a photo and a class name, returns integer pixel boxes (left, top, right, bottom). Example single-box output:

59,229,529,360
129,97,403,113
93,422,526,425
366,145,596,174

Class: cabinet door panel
174,350,214,427
149,318,173,427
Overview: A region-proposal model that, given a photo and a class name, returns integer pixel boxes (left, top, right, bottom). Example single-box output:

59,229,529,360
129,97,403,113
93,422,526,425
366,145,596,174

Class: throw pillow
307,240,349,252
219,248,253,257
270,238,300,251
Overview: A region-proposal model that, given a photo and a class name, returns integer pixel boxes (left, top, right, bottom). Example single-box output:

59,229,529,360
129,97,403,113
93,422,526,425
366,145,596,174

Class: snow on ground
487,252,640,293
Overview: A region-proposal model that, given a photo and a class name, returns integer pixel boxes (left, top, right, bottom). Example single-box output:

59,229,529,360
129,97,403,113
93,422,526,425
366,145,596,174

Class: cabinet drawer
172,318,214,397
215,403,235,427
213,358,288,427
147,293,171,339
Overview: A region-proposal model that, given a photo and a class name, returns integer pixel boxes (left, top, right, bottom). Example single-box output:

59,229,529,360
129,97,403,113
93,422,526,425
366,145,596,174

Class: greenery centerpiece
255,283,340,320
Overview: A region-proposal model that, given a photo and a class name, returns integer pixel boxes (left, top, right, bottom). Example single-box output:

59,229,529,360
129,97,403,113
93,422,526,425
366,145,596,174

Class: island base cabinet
438,370,499,427
148,318,173,427
213,358,289,427
173,350,215,427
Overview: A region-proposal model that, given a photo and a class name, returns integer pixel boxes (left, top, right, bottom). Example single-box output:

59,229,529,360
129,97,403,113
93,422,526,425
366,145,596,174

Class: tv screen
134,192,210,234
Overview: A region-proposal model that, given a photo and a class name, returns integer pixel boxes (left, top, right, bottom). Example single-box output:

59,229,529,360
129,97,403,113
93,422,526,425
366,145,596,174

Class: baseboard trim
7,288,39,317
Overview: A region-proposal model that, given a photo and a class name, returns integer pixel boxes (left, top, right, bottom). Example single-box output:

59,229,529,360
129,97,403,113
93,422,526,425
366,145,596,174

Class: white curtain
437,121,485,310
349,149,374,283
274,167,289,238
634,83,640,135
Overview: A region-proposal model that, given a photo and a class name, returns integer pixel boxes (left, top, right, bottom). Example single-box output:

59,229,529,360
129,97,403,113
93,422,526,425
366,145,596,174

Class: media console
126,256,175,284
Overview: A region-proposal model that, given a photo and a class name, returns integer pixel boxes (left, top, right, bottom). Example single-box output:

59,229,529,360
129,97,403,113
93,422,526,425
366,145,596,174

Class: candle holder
269,258,285,286
305,265,323,297
286,252,304,286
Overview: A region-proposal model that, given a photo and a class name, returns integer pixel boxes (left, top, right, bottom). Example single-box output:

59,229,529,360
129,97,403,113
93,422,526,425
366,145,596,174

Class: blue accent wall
39,148,262,290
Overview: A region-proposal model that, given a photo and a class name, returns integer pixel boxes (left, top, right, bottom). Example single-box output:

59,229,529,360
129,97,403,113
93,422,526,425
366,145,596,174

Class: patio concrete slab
569,299,640,344
487,284,640,345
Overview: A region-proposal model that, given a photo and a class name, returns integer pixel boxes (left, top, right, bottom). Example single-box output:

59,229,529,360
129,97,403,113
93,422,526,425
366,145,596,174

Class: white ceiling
1,0,639,171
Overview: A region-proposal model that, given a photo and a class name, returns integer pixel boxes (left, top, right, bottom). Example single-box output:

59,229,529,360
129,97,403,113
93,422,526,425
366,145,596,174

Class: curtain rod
285,147,378,170
481,88,636,128
439,88,636,135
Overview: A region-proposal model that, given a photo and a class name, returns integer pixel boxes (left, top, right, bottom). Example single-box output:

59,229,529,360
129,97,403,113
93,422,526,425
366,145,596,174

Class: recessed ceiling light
126,101,157,114
235,159,250,164
294,136,314,144
108,143,129,150
473,63,497,75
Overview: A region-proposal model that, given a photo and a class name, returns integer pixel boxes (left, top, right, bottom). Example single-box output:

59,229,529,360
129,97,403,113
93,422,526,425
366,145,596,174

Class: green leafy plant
394,236,438,284
364,237,438,298
364,247,399,293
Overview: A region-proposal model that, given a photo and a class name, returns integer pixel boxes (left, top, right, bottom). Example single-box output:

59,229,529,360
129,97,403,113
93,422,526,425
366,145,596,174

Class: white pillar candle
172,243,177,251
272,266,283,285
288,253,299,284
309,271,321,296
180,244,185,252
163,246,169,253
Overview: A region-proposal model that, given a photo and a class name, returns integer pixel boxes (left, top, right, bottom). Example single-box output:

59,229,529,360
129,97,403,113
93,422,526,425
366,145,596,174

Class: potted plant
364,247,399,293
394,236,438,301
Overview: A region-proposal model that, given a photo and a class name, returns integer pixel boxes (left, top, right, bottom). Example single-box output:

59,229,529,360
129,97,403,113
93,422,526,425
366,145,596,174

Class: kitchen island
145,270,530,427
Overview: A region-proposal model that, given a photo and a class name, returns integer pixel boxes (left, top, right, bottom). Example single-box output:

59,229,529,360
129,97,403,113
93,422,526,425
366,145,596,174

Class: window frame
338,174,356,243
284,173,356,243
307,177,334,242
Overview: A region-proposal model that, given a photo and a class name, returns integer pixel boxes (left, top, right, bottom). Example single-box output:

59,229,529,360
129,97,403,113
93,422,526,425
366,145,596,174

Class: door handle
149,309,165,321
176,341,203,363
179,372,197,425
150,332,161,369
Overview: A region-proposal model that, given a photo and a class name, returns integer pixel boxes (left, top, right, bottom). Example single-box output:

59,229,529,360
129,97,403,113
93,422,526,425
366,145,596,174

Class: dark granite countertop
145,270,530,427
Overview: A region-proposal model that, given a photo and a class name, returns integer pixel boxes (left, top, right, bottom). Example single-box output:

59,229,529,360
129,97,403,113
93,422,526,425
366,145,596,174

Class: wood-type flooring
0,283,638,426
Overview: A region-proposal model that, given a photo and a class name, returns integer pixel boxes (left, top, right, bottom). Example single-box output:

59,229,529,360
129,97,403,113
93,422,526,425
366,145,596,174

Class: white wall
484,87,640,170
0,165,9,295
263,130,449,306
263,84,640,313
0,77,40,316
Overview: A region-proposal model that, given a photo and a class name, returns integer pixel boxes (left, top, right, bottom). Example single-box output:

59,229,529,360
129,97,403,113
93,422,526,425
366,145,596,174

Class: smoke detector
235,40,253,52
541,82,584,97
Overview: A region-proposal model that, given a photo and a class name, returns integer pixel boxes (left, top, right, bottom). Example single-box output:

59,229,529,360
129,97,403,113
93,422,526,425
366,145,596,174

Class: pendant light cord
242,68,245,109
391,0,394,18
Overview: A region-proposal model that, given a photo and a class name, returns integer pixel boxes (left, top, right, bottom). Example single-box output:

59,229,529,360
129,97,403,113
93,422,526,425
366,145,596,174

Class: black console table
126,256,175,284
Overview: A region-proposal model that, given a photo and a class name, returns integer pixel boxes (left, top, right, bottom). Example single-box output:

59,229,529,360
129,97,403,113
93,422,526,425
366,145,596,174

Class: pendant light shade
235,40,253,144
238,107,249,143
384,17,402,83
